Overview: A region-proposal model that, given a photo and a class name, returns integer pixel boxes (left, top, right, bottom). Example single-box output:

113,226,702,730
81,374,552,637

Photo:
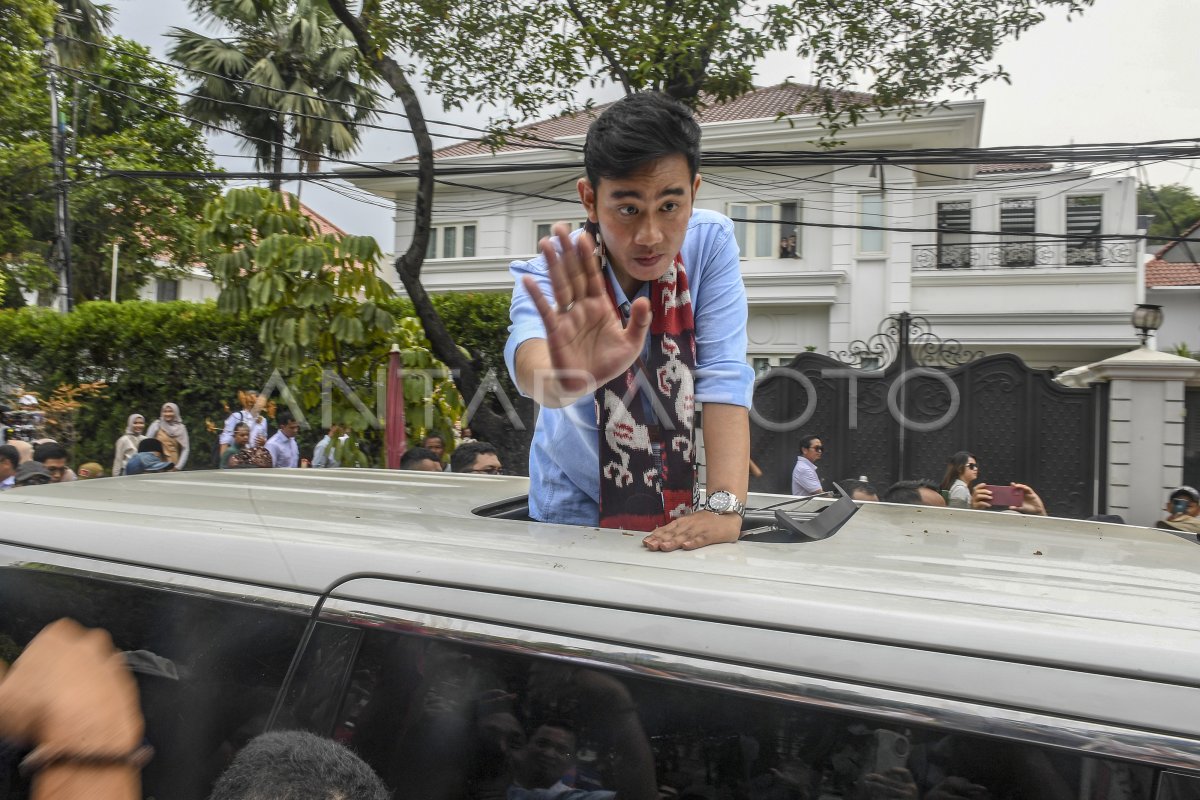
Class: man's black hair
32,442,67,462
276,409,295,428
400,446,440,470
0,445,18,471
584,92,701,187
450,441,499,473
838,479,876,498
208,730,388,800
883,479,941,506
798,434,821,452
233,422,250,434
422,432,444,445
137,438,165,454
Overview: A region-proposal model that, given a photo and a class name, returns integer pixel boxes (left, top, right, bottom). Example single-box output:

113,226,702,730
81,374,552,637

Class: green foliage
1138,184,1200,246
376,0,1094,140
168,0,381,184
0,291,513,470
200,187,465,457
0,301,266,470
0,33,219,302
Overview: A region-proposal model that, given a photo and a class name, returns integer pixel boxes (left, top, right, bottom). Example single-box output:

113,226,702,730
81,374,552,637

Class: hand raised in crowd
925,777,993,800
858,766,918,799
521,223,652,405
971,482,1047,516
0,618,144,800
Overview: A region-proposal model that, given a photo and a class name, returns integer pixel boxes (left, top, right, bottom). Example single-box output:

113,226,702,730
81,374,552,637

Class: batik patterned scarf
597,255,698,531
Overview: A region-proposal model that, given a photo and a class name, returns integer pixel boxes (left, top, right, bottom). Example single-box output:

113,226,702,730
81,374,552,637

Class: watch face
708,491,732,513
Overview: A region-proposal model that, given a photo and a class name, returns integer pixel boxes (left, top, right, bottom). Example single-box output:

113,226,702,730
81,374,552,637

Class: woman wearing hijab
146,403,190,470
112,413,147,476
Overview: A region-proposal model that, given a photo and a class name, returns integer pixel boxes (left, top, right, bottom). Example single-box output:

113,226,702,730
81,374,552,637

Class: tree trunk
324,0,534,470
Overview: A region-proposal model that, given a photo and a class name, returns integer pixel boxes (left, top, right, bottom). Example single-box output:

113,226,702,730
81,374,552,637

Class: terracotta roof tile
1145,259,1200,287
419,83,875,161
976,163,1054,174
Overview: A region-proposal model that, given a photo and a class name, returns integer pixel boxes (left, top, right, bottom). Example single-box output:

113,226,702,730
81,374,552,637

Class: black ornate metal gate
749,313,1100,518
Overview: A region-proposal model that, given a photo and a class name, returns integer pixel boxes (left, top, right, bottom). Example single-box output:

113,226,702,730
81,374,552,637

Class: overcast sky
111,0,1200,246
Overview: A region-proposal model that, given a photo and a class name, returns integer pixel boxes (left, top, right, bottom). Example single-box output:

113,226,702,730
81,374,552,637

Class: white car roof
3,469,1200,738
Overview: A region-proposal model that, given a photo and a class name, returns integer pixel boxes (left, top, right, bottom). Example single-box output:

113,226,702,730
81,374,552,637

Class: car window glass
292,621,1162,800
0,566,310,800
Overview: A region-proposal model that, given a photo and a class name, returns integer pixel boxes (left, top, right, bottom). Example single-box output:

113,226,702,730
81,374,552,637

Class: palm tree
168,0,380,191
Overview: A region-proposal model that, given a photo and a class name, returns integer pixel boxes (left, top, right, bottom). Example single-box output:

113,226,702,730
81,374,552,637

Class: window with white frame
534,220,588,246
729,201,802,259
425,223,477,260
1065,195,1103,265
999,197,1037,267
858,193,885,254
936,200,971,267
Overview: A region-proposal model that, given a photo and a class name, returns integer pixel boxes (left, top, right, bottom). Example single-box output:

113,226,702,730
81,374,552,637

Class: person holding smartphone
970,482,1047,516
1158,486,1200,534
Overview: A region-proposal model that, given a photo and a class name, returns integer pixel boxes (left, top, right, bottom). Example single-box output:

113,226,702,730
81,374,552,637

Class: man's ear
692,172,702,198
577,178,597,222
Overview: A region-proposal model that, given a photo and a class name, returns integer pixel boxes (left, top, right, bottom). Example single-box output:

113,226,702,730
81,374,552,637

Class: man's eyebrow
607,186,687,200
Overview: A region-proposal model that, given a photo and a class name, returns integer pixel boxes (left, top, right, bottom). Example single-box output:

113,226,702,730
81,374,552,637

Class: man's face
41,457,67,483
464,452,503,475
579,154,700,293
0,459,15,481
415,458,443,472
423,437,444,460
234,427,250,447
516,725,575,789
802,439,824,463
281,420,300,439
919,487,948,507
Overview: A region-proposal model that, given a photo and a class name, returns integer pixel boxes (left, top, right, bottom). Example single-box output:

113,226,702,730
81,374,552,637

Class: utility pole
43,35,73,312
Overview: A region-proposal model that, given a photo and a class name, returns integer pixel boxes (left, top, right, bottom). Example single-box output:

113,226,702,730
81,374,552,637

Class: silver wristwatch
704,490,746,518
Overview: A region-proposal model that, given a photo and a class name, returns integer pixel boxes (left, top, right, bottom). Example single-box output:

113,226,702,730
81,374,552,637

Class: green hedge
0,293,515,471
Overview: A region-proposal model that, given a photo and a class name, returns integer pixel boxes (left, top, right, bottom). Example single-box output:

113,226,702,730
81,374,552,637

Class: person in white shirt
219,391,269,456
791,434,824,496
312,423,347,468
265,410,300,468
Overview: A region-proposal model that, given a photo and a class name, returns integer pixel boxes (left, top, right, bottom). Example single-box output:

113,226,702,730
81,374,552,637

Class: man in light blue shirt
265,410,300,468
505,93,754,552
791,434,824,496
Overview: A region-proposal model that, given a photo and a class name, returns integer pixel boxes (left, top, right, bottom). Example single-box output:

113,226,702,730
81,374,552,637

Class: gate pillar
1060,347,1200,526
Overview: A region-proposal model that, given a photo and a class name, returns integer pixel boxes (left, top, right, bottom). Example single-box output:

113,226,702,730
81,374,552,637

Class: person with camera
1157,486,1200,535
969,482,1047,516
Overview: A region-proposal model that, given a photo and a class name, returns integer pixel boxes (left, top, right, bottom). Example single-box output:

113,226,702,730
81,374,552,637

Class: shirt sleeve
218,412,238,446
691,218,755,409
504,250,557,398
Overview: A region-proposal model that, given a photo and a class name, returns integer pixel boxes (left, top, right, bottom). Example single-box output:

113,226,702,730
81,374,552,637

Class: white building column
1061,348,1200,525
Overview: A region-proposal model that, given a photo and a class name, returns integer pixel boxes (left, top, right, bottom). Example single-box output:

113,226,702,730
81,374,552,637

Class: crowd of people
792,434,1200,533
0,387,507,492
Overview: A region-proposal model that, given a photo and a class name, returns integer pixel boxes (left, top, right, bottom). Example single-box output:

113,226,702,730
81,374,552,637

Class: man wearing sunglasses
791,434,825,496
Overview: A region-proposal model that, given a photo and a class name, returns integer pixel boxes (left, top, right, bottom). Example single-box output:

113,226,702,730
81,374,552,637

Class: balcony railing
912,241,1134,270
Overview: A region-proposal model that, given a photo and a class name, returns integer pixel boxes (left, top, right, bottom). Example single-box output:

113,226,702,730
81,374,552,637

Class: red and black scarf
597,255,698,531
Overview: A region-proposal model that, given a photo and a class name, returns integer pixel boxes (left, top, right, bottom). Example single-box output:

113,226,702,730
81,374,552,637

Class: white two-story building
346,84,1142,371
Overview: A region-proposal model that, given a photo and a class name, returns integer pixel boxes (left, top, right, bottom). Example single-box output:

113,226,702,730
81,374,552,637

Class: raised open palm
523,223,652,397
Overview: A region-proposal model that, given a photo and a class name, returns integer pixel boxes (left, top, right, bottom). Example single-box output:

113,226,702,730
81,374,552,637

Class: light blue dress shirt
265,430,299,468
505,209,755,526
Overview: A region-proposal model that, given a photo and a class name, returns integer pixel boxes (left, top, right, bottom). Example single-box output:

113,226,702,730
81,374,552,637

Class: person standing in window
940,451,978,509
112,414,146,477
505,92,754,552
146,403,189,470
791,434,824,496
